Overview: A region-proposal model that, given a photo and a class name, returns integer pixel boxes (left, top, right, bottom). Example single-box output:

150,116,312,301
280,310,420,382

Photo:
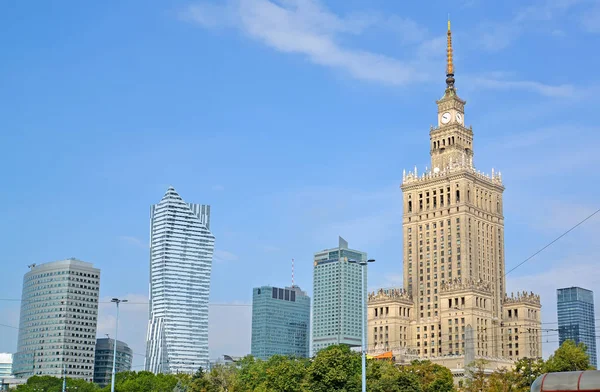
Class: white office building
12,259,100,381
312,237,368,354
0,353,12,378
145,187,215,374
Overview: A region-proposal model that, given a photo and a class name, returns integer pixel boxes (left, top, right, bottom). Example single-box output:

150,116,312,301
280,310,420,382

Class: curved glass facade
93,338,132,387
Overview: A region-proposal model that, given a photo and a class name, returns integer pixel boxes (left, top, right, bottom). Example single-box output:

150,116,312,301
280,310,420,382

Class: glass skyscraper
93,338,132,387
12,259,100,381
312,237,367,354
251,285,310,360
557,287,597,368
145,187,215,374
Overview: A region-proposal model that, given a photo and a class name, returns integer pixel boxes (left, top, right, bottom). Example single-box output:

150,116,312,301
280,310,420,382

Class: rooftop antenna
291,258,295,287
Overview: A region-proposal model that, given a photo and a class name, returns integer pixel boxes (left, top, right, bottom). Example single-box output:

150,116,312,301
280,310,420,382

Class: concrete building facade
12,259,100,381
93,338,133,387
312,237,367,354
368,21,542,375
251,285,310,360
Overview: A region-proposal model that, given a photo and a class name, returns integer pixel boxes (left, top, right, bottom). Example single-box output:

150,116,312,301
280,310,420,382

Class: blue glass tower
557,287,597,368
251,285,310,360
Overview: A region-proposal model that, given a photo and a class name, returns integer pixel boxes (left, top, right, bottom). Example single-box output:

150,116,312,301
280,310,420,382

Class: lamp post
110,298,128,392
359,258,376,392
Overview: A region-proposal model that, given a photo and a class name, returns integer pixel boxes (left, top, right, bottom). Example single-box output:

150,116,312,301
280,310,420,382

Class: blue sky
1,0,600,368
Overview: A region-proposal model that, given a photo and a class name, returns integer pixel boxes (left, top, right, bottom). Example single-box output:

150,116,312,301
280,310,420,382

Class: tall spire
446,16,455,89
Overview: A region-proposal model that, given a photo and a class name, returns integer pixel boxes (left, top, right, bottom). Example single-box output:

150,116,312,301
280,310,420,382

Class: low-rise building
367,288,414,354
93,338,132,387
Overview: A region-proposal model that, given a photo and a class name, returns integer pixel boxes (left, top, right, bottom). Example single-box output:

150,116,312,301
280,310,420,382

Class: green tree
305,345,361,392
206,365,237,392
544,340,593,373
512,357,545,391
234,356,266,392
15,375,61,392
367,360,422,392
487,367,519,392
461,359,489,392
404,360,454,392
189,369,211,392
16,375,101,392
262,355,307,392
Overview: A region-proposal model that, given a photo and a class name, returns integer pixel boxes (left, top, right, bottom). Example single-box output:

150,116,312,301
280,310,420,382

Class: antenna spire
446,16,455,89
292,258,295,286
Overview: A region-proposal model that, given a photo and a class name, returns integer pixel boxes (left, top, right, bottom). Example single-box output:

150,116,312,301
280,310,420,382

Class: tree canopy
14,340,593,392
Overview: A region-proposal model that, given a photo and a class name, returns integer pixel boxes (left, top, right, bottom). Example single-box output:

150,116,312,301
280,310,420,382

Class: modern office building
557,287,597,368
93,338,133,387
145,186,215,374
12,259,100,381
0,353,12,378
312,237,368,354
251,285,310,360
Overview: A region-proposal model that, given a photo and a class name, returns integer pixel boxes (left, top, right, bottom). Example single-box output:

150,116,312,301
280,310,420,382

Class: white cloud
184,0,429,86
183,2,237,28
482,125,600,180
183,0,577,97
476,0,592,51
214,249,239,263
469,76,576,98
261,245,280,252
478,22,523,52
581,5,600,33
118,236,147,249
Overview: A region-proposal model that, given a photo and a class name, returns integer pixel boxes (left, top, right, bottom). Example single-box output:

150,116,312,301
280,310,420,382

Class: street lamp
110,298,128,392
359,258,375,392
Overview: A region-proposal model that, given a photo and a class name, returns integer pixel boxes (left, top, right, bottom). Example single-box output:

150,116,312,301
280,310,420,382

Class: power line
0,298,251,307
505,208,600,276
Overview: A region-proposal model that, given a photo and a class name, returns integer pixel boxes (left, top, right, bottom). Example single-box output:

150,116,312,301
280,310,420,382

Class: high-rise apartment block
12,259,100,381
312,237,368,354
93,338,133,387
251,285,310,360
557,287,597,368
145,187,215,374
368,21,542,373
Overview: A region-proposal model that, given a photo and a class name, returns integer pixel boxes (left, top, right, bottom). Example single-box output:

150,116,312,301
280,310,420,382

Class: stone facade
502,292,542,361
367,22,542,376
367,288,414,354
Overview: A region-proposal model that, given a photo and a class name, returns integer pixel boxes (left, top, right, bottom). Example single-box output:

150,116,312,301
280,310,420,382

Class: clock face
441,112,451,124
456,113,463,123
